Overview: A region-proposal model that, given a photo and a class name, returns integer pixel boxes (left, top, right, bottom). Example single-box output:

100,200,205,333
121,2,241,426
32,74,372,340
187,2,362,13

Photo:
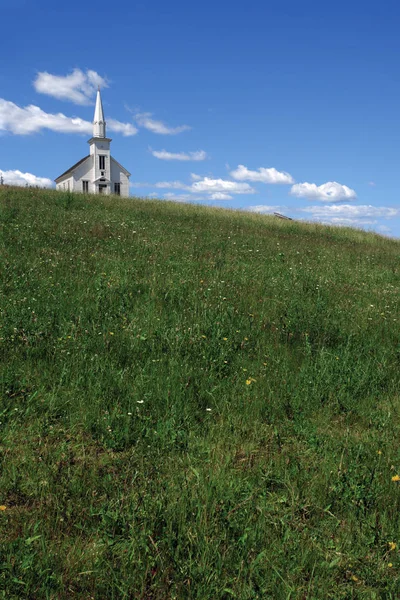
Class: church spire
93,87,106,138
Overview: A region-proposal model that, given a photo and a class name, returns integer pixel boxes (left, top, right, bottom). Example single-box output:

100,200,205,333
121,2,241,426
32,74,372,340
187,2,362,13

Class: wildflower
392,475,400,482
246,378,256,385
109,332,114,336
377,450,382,455
206,408,212,412
137,400,144,404
388,563,393,568
201,335,207,339
127,412,132,416
223,337,228,341
0,505,6,511
351,575,359,582
389,542,397,551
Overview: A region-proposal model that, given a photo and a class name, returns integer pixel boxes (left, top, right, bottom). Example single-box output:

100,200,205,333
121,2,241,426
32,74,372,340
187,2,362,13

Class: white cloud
163,192,205,202
247,205,287,214
135,112,190,134
190,173,202,181
327,218,378,226
107,118,138,136
34,69,108,105
151,149,207,161
210,192,233,200
301,204,400,220
0,99,136,136
131,176,255,198
191,176,255,195
290,181,357,202
0,169,53,187
231,164,294,184
154,181,190,190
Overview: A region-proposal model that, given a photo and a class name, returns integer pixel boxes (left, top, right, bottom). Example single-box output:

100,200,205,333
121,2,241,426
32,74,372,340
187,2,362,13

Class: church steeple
93,87,106,138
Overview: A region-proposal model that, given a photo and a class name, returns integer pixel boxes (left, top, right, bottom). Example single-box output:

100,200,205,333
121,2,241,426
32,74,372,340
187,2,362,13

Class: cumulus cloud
0,99,137,136
107,118,138,136
0,169,53,187
131,176,255,198
247,205,288,214
290,181,357,202
191,176,255,195
210,192,233,200
301,204,400,220
151,149,207,161
34,69,108,105
163,192,205,202
135,112,190,134
231,164,294,184
154,180,190,190
328,218,378,226
377,225,392,234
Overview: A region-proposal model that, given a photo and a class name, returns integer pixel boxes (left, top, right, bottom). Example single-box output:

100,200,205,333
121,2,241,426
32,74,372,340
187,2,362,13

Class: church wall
72,157,93,193
56,177,73,192
111,159,130,197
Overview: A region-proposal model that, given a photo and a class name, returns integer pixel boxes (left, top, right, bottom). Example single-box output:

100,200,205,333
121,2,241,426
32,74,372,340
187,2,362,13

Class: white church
55,89,130,196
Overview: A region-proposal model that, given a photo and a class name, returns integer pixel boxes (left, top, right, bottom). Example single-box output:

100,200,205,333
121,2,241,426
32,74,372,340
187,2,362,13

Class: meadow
1,186,400,599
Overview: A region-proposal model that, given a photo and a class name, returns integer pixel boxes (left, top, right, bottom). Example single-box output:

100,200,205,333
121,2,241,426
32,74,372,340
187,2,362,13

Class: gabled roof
54,155,90,182
111,156,131,177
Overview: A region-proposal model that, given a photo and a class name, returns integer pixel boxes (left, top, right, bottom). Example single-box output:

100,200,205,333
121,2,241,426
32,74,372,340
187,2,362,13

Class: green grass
1,185,400,599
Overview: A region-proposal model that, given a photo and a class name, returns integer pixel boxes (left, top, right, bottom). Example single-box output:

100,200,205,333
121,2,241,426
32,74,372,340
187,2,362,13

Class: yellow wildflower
223,337,228,341
389,542,397,551
392,474,400,482
388,563,393,568
351,575,359,582
377,450,382,455
0,505,6,511
246,378,256,385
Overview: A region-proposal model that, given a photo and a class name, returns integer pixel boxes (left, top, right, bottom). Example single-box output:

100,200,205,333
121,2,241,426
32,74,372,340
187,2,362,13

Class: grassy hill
1,186,400,599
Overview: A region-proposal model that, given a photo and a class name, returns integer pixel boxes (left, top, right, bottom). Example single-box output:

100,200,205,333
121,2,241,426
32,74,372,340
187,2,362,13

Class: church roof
94,89,105,125
54,155,90,182
111,156,131,177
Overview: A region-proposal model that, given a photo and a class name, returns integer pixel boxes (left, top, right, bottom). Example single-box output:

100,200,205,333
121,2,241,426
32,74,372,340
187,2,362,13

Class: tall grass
1,186,400,598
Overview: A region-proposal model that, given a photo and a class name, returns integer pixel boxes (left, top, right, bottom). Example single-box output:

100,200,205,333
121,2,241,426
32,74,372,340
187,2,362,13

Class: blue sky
1,0,400,236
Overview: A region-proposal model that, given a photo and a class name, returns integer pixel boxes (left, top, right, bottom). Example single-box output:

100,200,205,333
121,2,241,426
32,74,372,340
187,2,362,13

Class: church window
99,155,105,170
114,182,121,195
82,180,89,193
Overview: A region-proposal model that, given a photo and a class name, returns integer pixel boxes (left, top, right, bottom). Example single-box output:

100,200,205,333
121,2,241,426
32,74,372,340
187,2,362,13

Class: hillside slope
1,186,400,599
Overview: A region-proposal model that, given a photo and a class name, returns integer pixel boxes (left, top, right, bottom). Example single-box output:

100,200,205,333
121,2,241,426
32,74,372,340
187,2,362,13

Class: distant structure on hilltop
55,89,130,196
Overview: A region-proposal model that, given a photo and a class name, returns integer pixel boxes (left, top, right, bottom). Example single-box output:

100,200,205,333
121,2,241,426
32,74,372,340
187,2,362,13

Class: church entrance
98,184,107,194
